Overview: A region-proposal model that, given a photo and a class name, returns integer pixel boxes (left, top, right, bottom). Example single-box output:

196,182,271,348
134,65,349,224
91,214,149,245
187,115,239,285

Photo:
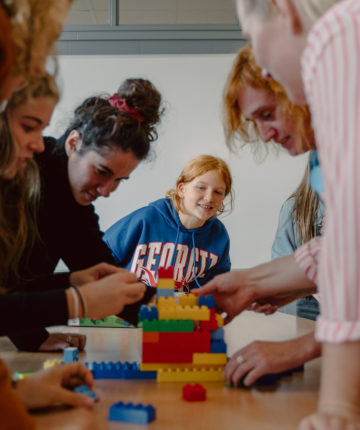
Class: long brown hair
0,75,59,286
223,45,314,154
289,162,321,246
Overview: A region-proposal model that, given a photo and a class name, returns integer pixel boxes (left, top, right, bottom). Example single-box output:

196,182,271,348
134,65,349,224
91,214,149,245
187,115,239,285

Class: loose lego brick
86,361,156,380
211,327,224,341
179,293,197,307
74,384,98,401
139,305,158,322
198,295,216,309
157,367,225,382
192,353,227,366
156,288,174,298
43,358,63,370
142,319,159,332
64,347,78,363
182,384,207,401
109,402,156,424
157,319,194,332
142,332,159,343
210,340,227,354
158,266,174,279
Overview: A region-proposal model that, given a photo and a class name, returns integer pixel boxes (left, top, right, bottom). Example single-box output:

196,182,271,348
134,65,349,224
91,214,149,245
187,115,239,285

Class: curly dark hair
58,78,164,160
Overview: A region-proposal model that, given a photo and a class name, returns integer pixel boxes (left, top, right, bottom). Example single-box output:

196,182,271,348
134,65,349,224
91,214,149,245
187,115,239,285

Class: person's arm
195,253,316,323
0,359,35,430
225,332,321,386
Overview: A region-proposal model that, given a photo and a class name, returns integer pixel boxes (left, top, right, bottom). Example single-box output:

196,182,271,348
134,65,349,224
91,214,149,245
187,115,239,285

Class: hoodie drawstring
192,231,201,288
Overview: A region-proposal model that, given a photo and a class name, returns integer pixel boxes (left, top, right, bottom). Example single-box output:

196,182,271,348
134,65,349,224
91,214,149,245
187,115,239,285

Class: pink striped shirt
294,0,360,343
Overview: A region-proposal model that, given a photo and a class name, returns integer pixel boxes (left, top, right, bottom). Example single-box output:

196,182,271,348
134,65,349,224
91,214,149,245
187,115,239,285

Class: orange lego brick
142,332,159,343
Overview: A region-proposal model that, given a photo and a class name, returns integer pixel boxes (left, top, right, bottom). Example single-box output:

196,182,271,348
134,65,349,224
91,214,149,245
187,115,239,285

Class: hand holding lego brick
77,271,146,320
15,362,96,409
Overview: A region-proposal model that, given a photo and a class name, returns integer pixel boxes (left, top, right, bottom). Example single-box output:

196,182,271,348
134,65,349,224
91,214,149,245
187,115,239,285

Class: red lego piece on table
182,384,207,401
158,266,174,279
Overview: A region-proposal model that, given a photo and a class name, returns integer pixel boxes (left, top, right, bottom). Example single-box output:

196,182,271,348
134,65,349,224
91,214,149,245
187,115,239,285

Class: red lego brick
158,266,174,279
157,331,210,353
142,344,193,363
199,309,218,331
143,332,159,343
182,384,207,401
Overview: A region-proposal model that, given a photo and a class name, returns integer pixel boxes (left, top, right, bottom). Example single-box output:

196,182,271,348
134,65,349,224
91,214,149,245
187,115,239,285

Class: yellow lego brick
176,305,210,321
179,293,197,307
158,308,177,320
215,313,224,327
192,353,227,366
157,296,176,309
157,278,175,290
157,367,225,382
43,358,62,370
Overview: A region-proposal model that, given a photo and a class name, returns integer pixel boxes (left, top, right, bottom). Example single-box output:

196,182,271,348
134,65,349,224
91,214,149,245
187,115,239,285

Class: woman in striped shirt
197,1,360,429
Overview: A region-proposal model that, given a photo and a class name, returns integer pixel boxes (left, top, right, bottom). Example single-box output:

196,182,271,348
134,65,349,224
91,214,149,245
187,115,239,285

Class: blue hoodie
103,198,231,289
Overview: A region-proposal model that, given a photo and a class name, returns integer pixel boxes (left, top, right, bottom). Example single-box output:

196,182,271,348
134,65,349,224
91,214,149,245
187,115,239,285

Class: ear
177,182,185,198
274,0,302,35
64,130,82,156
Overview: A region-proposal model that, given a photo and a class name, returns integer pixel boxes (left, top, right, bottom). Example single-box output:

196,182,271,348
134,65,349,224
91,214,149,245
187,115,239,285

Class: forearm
319,342,360,419
293,332,321,363
247,254,317,297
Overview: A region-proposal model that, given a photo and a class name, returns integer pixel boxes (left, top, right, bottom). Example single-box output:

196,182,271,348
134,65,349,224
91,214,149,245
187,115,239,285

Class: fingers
58,388,95,408
94,263,124,279
60,362,94,390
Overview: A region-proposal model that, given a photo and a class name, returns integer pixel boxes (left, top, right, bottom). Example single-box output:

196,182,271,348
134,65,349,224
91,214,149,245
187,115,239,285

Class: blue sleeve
103,208,147,267
271,198,298,260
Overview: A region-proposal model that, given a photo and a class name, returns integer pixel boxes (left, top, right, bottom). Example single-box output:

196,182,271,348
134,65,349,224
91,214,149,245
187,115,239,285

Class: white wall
47,54,308,269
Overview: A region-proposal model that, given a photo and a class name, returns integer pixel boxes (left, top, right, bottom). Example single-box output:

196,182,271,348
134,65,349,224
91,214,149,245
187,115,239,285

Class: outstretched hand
70,263,121,286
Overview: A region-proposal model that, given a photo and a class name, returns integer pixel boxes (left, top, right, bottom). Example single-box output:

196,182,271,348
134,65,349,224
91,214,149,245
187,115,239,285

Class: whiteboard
47,54,308,269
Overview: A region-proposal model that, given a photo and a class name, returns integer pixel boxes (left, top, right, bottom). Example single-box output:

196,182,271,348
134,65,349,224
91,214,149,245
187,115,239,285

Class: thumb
58,388,95,408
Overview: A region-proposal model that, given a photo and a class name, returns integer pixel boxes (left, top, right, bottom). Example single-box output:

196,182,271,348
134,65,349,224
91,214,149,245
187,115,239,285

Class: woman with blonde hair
104,154,233,290
199,1,360,429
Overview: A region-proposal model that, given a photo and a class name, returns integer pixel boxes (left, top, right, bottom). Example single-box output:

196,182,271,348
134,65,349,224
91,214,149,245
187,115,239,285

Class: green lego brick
142,319,159,332
158,319,194,332
79,316,133,328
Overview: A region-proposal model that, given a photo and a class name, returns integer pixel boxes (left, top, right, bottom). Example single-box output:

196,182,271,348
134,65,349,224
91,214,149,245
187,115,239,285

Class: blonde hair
223,45,314,154
166,155,233,216
1,0,72,77
0,75,59,286
289,162,321,246
0,4,14,84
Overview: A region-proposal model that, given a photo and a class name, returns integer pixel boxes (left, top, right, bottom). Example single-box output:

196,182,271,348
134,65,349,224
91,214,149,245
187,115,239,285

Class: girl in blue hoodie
104,155,232,290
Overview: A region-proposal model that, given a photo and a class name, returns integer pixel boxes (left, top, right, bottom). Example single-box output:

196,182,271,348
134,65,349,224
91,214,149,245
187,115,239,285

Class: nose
204,189,214,203
97,181,116,198
29,136,45,154
257,122,277,143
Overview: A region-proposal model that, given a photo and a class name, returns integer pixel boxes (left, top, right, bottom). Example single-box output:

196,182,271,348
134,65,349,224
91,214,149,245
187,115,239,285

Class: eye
96,168,108,176
197,186,205,190
261,111,273,120
21,124,35,133
215,190,224,196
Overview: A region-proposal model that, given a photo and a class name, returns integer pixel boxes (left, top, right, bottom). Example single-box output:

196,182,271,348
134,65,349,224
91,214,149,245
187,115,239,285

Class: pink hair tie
108,93,144,122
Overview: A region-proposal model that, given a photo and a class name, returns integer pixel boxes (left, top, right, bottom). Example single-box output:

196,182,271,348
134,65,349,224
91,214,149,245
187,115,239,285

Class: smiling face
177,170,226,229
236,0,307,105
65,132,140,206
238,85,312,155
7,96,56,178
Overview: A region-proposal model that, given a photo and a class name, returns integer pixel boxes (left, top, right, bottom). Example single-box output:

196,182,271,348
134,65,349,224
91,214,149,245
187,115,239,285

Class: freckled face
177,170,227,229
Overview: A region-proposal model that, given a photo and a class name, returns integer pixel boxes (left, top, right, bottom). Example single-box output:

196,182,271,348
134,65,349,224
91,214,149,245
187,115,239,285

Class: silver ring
236,355,245,364
66,335,72,345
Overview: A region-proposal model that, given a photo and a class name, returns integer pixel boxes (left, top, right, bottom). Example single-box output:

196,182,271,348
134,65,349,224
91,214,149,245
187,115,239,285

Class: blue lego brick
109,402,156,424
278,364,305,377
74,384,98,401
138,305,158,322
63,347,78,363
85,361,156,380
211,327,224,341
210,339,227,353
156,288,174,298
198,295,215,309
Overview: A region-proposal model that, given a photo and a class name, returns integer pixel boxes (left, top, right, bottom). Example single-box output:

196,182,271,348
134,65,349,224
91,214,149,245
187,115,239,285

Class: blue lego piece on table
109,402,156,424
198,295,215,309
139,305,158,322
74,384,98,401
85,361,156,380
64,347,78,363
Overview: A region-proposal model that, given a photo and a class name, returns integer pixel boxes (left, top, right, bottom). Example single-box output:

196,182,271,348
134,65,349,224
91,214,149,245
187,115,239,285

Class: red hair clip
108,93,144,122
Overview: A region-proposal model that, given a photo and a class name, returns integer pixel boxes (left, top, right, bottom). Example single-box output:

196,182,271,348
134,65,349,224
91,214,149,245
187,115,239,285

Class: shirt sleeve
271,198,298,260
302,4,360,342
